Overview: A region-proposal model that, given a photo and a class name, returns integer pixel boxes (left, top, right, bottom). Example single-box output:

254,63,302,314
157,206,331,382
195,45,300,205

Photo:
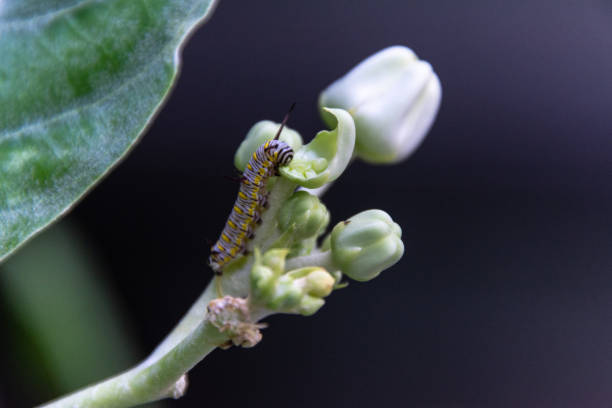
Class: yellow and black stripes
209,139,294,274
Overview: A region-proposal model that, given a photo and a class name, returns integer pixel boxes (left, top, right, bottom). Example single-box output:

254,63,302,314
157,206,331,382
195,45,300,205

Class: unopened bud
278,191,330,241
330,209,404,281
234,120,303,172
250,248,335,316
270,266,335,316
319,46,441,164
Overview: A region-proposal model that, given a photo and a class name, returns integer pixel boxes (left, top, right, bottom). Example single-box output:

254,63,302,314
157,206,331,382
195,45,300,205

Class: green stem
285,250,335,271
148,282,217,360
38,178,298,408
39,284,227,408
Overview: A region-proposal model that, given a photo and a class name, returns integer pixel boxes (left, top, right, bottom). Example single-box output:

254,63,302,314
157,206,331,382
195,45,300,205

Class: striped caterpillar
209,111,295,275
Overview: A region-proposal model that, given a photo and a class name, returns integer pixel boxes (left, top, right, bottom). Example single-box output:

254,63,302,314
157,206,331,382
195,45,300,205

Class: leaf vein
0,0,99,31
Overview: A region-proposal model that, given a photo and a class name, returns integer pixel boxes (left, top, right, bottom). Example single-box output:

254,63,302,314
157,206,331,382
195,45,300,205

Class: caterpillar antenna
273,102,296,140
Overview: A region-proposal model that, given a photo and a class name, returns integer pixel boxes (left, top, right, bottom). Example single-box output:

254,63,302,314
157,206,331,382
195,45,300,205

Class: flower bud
251,248,288,303
271,267,335,316
330,209,403,281
250,248,335,316
319,46,441,164
278,191,330,242
234,120,303,172
279,108,355,188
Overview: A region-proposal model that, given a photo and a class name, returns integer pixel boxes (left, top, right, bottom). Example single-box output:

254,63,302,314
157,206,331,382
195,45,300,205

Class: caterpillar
209,108,295,275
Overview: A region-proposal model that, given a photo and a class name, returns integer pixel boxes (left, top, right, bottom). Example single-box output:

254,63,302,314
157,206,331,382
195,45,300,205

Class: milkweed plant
35,44,441,408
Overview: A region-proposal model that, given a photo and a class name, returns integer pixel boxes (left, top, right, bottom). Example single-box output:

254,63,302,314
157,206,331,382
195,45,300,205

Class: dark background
6,0,612,407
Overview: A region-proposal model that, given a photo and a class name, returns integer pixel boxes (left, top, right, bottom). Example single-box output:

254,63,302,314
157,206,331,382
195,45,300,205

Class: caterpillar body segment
209,139,294,274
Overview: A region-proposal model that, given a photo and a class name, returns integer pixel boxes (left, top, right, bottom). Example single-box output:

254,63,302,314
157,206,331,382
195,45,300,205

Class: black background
9,0,612,407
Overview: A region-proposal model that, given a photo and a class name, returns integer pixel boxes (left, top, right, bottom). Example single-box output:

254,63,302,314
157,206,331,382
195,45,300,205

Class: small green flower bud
295,296,325,317
279,108,355,188
319,46,441,164
330,210,404,281
278,191,330,242
250,248,335,316
273,267,335,316
296,267,335,298
251,248,288,303
261,248,287,276
234,120,303,172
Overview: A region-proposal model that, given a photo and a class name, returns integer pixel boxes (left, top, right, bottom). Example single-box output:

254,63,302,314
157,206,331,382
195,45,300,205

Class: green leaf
0,0,218,262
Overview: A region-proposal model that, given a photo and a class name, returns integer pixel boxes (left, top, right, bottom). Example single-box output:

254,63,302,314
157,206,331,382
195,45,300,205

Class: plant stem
284,250,336,271
39,281,226,408
38,178,298,408
148,282,217,360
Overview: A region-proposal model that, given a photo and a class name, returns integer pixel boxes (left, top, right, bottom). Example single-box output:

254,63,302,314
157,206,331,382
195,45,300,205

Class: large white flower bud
319,46,441,164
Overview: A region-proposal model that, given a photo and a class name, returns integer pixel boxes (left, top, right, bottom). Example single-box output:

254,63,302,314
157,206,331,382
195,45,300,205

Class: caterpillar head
269,103,295,167
278,145,294,166
266,139,294,167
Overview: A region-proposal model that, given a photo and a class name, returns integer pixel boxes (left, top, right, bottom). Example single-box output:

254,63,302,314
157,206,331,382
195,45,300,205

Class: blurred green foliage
0,223,153,405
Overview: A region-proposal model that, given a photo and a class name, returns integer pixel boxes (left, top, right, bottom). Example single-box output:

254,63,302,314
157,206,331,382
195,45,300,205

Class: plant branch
38,178,298,408
39,282,227,408
147,282,218,360
285,250,336,271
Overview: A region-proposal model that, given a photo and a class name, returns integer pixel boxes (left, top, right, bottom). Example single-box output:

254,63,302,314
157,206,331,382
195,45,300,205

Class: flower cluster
215,45,440,323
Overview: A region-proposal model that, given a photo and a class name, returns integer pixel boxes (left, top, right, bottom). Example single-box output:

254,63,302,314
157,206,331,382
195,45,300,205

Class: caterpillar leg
257,193,269,208
215,274,224,297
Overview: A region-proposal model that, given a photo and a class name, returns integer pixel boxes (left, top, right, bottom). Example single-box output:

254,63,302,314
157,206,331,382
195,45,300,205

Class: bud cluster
218,45,440,321
250,249,335,316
